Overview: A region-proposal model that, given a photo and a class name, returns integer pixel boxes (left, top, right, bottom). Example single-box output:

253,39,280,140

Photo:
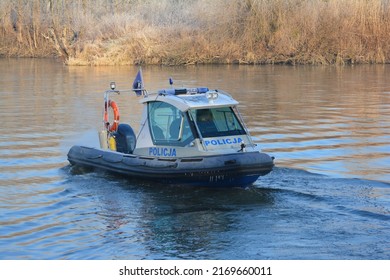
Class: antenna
169,77,173,88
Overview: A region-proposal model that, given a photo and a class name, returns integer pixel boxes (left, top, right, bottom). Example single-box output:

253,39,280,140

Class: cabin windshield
148,101,195,146
191,107,246,138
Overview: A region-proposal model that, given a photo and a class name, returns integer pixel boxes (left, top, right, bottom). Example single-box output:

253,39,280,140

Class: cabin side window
147,101,195,146
192,107,246,138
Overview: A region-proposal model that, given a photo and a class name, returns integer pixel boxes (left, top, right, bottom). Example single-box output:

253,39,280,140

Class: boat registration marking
149,147,177,157
204,137,243,146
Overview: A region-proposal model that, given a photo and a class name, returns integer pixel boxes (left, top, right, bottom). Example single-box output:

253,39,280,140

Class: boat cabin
134,88,255,157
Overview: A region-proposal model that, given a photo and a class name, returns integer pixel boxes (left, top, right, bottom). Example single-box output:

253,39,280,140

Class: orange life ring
104,100,120,132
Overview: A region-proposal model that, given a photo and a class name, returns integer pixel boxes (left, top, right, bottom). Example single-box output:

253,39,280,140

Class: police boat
67,72,274,187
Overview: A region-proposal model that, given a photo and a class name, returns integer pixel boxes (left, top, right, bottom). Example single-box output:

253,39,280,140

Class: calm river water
0,59,389,259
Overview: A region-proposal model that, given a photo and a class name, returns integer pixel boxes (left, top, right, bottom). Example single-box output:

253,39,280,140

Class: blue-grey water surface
0,59,389,259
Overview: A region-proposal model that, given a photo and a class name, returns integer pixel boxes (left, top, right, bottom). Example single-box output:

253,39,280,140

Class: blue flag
132,69,143,96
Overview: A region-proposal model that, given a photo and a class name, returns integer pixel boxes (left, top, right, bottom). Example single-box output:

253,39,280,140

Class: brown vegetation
1,0,390,65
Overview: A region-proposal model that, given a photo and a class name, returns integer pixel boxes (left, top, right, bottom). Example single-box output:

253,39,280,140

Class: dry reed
1,0,390,65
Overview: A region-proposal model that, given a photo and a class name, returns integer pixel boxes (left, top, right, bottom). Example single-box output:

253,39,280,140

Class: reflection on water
134,185,273,259
0,59,389,259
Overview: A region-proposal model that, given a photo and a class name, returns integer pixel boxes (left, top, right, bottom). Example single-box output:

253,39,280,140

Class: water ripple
1,61,390,259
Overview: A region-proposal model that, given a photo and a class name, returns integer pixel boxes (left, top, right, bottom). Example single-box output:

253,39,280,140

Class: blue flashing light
197,87,209,93
158,87,210,95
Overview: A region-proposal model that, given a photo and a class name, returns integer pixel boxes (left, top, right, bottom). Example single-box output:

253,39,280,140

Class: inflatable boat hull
67,145,274,188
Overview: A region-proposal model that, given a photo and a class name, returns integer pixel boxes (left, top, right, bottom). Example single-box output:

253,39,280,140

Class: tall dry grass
1,0,390,65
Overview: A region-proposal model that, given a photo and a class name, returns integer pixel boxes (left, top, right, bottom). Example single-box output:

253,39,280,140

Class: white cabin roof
140,88,239,112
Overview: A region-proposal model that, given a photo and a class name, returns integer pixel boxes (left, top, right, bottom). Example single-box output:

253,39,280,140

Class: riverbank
1,0,390,65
